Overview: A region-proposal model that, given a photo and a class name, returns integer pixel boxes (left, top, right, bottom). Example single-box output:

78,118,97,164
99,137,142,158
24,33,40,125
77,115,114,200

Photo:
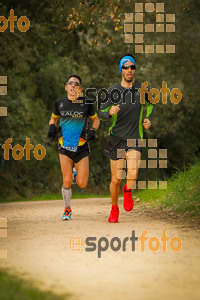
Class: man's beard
125,76,134,82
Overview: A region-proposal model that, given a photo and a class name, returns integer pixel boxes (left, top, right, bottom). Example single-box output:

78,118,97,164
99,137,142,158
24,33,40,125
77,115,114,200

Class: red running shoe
108,205,119,223
122,184,134,212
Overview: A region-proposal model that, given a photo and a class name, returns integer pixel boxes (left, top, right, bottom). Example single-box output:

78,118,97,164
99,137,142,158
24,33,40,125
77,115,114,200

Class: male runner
48,74,100,220
98,54,154,223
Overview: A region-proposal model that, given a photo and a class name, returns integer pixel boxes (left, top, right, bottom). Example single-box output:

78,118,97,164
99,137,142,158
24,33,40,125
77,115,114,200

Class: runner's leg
59,153,73,207
74,156,89,188
126,150,141,189
110,158,125,205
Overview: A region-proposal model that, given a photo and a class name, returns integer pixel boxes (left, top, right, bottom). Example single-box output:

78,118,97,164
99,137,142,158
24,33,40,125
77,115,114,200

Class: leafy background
0,0,199,200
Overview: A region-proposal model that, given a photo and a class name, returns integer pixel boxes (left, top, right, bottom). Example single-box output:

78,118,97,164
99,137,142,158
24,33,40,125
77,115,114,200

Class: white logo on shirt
60,111,84,117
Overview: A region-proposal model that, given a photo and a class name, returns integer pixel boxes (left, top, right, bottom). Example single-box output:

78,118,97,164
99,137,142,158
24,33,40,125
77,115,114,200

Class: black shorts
58,142,90,163
104,135,142,160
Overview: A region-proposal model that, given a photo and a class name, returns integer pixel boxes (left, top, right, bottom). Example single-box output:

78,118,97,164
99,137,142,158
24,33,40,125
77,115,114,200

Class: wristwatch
91,127,96,132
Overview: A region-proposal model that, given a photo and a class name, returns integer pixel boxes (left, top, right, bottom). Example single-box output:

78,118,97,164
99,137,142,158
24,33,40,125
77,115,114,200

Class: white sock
62,186,72,208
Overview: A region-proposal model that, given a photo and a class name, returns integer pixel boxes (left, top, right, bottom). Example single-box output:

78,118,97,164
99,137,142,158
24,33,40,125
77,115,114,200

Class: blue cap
119,56,136,73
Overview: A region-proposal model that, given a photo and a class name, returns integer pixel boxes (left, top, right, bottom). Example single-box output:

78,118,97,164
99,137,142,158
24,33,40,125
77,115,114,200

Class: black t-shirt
98,81,155,140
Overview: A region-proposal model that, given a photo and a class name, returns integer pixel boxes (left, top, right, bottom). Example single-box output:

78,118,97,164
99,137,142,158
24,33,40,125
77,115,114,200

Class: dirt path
0,198,200,300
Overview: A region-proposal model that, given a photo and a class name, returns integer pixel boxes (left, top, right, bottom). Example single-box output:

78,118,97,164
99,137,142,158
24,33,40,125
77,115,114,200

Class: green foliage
0,0,199,200
137,158,200,217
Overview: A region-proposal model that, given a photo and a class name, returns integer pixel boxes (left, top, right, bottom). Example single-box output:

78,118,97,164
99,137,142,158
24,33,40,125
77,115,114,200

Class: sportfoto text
84,81,182,106
85,230,182,258
1,138,46,160
0,9,30,32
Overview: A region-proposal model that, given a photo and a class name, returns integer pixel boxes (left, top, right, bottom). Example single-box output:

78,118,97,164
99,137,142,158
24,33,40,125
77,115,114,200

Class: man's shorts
58,142,90,163
104,134,142,160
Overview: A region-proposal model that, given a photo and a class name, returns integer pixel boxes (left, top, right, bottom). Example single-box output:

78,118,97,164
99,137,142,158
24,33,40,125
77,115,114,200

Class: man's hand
143,118,151,130
48,124,57,140
109,105,120,116
87,129,96,142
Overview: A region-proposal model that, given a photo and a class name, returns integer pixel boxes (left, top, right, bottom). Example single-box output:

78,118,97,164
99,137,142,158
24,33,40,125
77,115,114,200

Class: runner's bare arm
49,114,59,126
90,115,100,130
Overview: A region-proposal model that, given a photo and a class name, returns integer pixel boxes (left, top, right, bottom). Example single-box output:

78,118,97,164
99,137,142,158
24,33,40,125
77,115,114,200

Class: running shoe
72,167,77,184
62,205,72,220
122,184,134,212
108,206,119,223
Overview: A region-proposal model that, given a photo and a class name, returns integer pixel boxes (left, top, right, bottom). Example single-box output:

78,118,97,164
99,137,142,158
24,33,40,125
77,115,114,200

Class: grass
0,192,111,203
0,268,70,300
137,158,200,217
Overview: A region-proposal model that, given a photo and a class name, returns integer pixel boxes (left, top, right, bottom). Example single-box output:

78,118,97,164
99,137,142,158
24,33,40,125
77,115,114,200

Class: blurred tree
0,0,199,200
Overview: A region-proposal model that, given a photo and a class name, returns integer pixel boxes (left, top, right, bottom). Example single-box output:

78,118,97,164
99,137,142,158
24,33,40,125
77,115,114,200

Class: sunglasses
66,81,81,87
122,65,136,70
